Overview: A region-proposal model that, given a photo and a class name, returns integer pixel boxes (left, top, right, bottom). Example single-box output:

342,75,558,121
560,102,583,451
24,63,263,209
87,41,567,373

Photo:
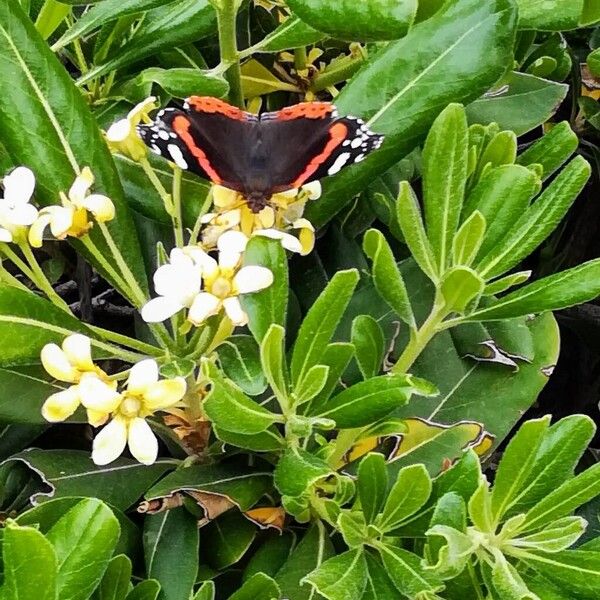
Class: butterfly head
245,190,272,213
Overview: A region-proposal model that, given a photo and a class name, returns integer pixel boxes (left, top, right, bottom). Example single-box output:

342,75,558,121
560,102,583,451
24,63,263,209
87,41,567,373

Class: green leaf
509,516,586,553
192,582,215,600
516,121,578,181
218,335,267,396
440,266,484,313
243,15,324,55
491,417,550,523
312,375,417,428
244,533,295,581
144,464,271,512
363,552,400,600
144,507,198,600
53,0,173,50
396,182,438,281
2,520,57,600
306,0,517,227
295,365,329,406
290,269,359,386
286,0,416,41
275,522,335,600
125,580,160,600
468,258,600,322
378,464,432,532
519,550,600,597
240,238,288,343
483,271,532,296
363,229,415,328
357,453,388,524
468,480,494,532
463,165,541,260
78,0,216,85
94,554,132,600
213,426,285,452
201,511,256,570
228,573,280,600
425,524,475,579
589,48,600,78
4,449,171,510
477,156,591,279
491,555,535,600
0,0,147,295
260,324,288,404
304,549,368,600
274,447,332,498
517,0,591,30
422,103,469,272
337,511,368,548
135,67,228,100
376,544,442,598
204,369,280,434
520,462,600,532
452,210,486,266
47,499,120,600
351,315,385,380
466,72,568,135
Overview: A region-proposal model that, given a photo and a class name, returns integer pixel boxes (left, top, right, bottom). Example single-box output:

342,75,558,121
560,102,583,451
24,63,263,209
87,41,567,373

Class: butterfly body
137,96,384,211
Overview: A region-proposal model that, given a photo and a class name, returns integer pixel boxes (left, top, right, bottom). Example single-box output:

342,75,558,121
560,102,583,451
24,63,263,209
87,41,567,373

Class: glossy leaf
274,447,332,498
228,573,280,600
0,0,147,293
2,521,57,600
351,315,385,380
304,549,368,600
363,229,415,328
47,499,120,600
192,582,215,600
295,364,329,406
286,0,417,41
94,554,132,600
260,324,288,404
307,0,517,226
440,266,484,313
244,15,324,55
466,72,568,135
135,67,228,99
363,552,399,600
218,335,268,396
290,269,359,386
144,507,198,600
517,0,594,30
125,580,160,600
240,238,288,343
452,210,486,267
357,453,388,524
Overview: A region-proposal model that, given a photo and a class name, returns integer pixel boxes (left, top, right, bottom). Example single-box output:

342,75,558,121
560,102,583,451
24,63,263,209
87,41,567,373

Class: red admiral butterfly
137,97,384,212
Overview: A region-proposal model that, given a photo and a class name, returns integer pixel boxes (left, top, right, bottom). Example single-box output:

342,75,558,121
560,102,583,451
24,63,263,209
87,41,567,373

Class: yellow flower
91,359,186,466
40,334,120,426
29,168,115,247
105,97,158,161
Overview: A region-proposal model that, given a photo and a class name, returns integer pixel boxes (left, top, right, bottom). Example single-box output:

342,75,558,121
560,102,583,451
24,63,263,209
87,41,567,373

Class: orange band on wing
187,96,247,120
172,115,223,184
277,102,335,121
292,122,348,187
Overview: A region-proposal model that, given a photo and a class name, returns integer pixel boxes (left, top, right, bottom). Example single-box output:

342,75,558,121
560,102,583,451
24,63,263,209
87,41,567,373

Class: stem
88,324,164,357
72,37,89,76
18,242,71,313
189,188,214,245
90,339,146,364
310,55,365,93
0,264,29,291
172,166,185,248
391,297,448,374
0,243,36,281
139,158,173,215
294,46,308,71
215,0,244,108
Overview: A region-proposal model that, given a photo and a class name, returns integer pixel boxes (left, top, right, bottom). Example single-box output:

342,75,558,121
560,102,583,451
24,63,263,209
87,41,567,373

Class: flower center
120,396,141,418
211,276,232,299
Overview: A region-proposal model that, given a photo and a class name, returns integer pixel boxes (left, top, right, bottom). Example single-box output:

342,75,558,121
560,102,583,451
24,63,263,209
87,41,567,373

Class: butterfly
137,96,384,213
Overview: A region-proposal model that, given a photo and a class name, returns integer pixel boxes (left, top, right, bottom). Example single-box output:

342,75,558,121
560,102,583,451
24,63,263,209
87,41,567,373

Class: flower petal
253,228,303,254
141,296,185,323
127,96,157,124
41,343,78,382
87,408,109,427
3,167,35,204
257,206,275,228
234,265,274,293
106,119,131,142
212,185,239,208
127,358,159,394
48,206,75,238
127,417,159,465
69,167,94,204
28,213,51,247
302,181,322,200
9,203,38,226
217,230,248,254
0,227,13,243
62,334,94,371
188,292,221,325
144,377,187,410
223,296,248,326
92,417,128,465
184,246,218,275
81,194,115,222
41,387,80,422
218,251,242,271
79,374,122,412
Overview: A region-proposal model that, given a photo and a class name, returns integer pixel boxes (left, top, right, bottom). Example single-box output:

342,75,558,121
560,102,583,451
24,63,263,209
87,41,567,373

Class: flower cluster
0,167,39,243
41,334,186,465
142,231,273,326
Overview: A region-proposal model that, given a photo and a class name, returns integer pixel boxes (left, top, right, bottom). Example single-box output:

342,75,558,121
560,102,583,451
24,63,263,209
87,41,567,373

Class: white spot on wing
327,152,351,175
167,144,188,169
351,137,362,149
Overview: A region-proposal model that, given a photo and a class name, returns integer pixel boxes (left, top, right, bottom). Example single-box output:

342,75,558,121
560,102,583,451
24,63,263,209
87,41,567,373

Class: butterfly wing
137,97,258,191
259,102,384,192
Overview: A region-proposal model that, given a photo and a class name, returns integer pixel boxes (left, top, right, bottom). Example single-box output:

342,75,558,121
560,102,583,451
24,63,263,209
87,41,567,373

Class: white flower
40,334,120,425
0,167,39,243
141,248,203,323
188,231,273,327
92,359,186,466
106,97,157,161
29,168,115,247
254,218,315,255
